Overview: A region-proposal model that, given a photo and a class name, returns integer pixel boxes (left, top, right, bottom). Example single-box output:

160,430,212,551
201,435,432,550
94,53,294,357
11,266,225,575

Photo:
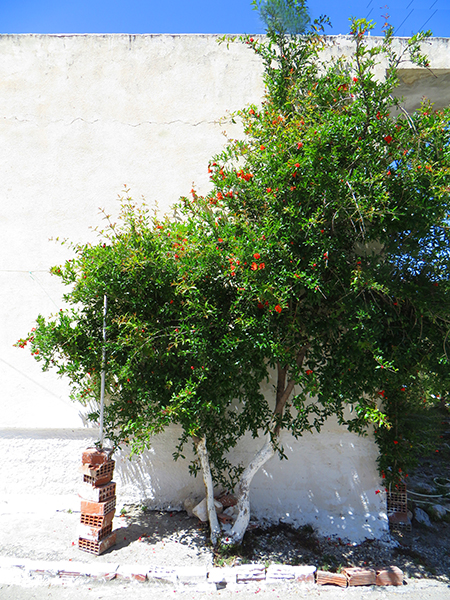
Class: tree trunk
227,433,275,544
195,435,221,545
227,348,309,545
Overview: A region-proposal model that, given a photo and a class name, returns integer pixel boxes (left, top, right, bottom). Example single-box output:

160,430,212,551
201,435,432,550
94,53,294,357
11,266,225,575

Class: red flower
353,77,358,82
274,304,282,313
259,263,265,270
305,369,313,375
257,302,264,309
297,142,303,149
394,440,398,445
375,489,381,495
251,262,258,271
218,238,223,243
384,135,393,144
253,253,261,259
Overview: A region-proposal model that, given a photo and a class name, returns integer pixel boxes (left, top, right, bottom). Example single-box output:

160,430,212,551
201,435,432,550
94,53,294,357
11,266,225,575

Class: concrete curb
0,557,404,590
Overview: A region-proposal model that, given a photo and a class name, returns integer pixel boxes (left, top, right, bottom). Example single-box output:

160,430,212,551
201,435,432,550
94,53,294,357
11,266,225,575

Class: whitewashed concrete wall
1,34,449,541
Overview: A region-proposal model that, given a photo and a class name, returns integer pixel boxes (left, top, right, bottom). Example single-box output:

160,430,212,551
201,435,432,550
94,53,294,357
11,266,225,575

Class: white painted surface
1,34,449,541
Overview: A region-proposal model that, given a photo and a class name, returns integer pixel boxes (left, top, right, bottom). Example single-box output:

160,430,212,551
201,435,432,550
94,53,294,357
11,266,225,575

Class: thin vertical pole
99,294,107,447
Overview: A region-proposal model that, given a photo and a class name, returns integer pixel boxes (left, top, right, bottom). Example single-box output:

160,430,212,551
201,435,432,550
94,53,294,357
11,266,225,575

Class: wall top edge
0,427,99,440
0,33,448,40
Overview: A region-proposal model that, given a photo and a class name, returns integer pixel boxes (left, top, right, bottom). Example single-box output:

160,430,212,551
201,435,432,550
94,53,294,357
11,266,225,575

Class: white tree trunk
228,434,275,545
195,436,221,545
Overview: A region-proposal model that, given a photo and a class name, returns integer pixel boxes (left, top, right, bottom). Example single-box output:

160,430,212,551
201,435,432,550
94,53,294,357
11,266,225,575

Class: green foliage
204,18,450,483
253,0,310,35
17,15,450,493
17,198,270,489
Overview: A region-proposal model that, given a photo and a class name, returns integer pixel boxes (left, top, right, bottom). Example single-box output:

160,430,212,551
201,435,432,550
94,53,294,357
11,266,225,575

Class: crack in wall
2,115,224,127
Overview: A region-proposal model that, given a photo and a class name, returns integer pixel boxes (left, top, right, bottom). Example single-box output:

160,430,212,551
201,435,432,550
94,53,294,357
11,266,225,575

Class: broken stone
147,566,177,585
183,497,198,517
266,564,295,581
208,567,236,585
116,565,148,581
223,505,239,517
414,507,432,527
191,498,223,522
293,566,316,583
176,566,207,585
235,564,265,583
431,504,448,520
265,564,315,584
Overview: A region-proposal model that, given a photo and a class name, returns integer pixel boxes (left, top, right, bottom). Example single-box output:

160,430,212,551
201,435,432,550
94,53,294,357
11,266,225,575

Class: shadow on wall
114,435,206,510
242,428,388,541
111,424,387,542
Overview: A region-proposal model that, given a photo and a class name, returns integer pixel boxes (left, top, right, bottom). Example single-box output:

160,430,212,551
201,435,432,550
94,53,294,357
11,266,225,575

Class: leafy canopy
18,17,450,490
254,0,310,35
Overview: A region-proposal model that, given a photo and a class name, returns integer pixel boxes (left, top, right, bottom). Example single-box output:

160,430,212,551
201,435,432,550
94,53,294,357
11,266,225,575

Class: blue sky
0,0,448,37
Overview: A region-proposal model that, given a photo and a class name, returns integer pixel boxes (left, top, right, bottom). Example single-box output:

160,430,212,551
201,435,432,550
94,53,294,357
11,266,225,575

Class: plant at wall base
17,16,450,544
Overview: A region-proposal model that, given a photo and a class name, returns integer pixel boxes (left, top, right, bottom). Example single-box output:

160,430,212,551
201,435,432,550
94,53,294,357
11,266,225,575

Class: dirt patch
207,411,450,582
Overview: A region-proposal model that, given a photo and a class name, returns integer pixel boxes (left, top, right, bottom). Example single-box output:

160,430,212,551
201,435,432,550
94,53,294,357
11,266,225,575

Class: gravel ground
1,503,448,582
1,417,449,598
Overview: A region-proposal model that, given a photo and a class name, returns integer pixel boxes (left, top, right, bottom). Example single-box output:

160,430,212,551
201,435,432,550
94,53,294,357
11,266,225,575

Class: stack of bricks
387,482,411,531
78,448,117,555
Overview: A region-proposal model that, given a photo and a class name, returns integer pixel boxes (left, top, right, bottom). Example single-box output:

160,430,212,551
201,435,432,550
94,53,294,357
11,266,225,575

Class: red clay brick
78,522,113,541
80,498,116,516
82,448,112,466
79,460,115,478
376,566,403,586
316,570,348,587
80,510,115,529
218,513,234,524
216,494,237,508
78,531,116,555
343,567,376,586
82,473,113,487
79,481,115,503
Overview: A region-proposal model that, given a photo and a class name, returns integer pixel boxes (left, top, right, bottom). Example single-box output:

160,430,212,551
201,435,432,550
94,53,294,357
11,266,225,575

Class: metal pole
99,294,107,447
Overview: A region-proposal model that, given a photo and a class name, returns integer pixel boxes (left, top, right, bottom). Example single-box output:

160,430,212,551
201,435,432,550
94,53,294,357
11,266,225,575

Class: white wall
1,34,449,541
